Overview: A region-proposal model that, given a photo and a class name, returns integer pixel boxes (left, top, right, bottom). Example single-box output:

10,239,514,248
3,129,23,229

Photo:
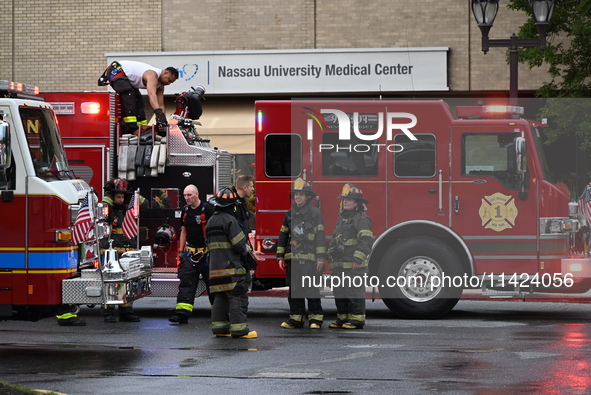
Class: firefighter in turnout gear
99,178,141,323
277,178,326,329
327,184,373,329
169,184,214,324
206,187,257,339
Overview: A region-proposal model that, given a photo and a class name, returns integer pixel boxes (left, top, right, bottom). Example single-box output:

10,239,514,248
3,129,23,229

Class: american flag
122,190,139,240
73,193,93,245
578,185,591,226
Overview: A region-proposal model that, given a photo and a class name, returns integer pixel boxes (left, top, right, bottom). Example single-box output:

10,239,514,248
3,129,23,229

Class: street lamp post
471,0,555,106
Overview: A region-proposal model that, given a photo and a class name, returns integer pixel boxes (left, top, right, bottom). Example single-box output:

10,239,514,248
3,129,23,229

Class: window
265,134,301,178
394,134,436,178
321,133,379,177
462,132,525,190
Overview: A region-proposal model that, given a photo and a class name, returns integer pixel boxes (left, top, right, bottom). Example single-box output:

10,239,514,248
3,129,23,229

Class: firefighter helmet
210,187,238,207
338,183,369,204
103,177,132,194
290,177,316,198
154,223,176,249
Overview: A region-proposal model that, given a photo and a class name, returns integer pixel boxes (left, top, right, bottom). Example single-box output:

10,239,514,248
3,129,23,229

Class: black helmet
210,187,238,207
103,177,131,194
338,183,368,204
290,177,316,198
154,224,176,249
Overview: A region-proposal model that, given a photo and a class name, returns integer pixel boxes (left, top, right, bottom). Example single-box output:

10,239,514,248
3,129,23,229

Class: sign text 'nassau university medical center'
107,48,449,95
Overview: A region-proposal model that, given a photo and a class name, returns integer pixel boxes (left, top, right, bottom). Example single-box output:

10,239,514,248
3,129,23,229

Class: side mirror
515,137,526,175
0,120,11,169
514,136,528,199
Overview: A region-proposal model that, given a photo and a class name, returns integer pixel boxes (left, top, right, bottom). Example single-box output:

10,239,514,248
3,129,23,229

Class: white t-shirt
119,60,162,89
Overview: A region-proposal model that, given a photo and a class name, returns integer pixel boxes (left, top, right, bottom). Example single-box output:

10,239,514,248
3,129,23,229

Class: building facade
1,0,551,154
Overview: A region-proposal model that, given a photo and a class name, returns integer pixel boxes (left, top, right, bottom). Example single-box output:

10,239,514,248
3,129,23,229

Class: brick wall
0,0,550,94
0,0,161,92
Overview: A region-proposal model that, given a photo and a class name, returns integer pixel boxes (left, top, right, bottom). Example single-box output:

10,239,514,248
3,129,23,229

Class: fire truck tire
378,236,463,319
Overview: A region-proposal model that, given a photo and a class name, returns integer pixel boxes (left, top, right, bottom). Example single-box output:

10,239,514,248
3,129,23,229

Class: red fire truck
43,88,233,296
253,99,590,318
0,81,150,321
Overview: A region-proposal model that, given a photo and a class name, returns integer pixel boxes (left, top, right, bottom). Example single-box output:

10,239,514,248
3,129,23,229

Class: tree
509,0,591,189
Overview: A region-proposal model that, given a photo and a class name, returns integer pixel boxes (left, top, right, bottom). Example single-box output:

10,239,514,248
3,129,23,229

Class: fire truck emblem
479,192,518,232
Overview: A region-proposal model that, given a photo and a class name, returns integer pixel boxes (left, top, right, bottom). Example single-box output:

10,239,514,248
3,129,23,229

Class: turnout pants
211,280,250,337
175,254,213,316
332,268,366,326
110,77,147,134
286,261,323,325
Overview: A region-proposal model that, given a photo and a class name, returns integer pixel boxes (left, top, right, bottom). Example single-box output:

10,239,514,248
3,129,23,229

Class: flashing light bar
0,80,40,96
456,105,524,119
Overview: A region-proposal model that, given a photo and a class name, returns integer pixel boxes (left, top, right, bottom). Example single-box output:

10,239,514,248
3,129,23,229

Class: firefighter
169,184,214,324
206,187,257,339
277,177,326,329
231,174,255,236
327,184,373,329
98,60,178,135
100,177,141,323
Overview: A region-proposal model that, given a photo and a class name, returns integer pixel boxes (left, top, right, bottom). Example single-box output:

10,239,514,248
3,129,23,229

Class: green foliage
507,0,591,187
509,0,591,98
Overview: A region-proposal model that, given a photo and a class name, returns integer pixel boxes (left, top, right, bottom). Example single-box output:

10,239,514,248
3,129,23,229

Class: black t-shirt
181,201,214,247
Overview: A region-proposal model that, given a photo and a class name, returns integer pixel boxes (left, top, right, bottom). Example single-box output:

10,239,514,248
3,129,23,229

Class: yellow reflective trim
230,232,245,245
210,268,239,277
210,283,237,292
123,116,137,123
208,242,232,249
56,312,77,320
9,269,77,274
0,246,76,252
175,303,193,312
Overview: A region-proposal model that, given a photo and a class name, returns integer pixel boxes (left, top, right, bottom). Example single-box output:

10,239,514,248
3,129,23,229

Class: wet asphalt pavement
1,296,591,394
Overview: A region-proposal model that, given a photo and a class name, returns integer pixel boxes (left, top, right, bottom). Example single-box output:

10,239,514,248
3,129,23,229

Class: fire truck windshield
20,106,72,180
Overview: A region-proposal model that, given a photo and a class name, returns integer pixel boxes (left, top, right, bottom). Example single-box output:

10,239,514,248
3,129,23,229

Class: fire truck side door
450,124,538,275
0,106,26,307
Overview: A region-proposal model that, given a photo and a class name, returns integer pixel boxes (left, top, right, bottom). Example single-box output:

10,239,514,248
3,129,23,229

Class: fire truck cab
254,99,590,318
0,81,152,321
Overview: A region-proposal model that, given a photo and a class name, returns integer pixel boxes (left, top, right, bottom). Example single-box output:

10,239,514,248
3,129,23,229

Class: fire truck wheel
378,236,463,319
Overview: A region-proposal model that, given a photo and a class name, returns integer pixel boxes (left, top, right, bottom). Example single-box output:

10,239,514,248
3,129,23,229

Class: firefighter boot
119,305,140,322
169,312,189,324
58,316,86,327
342,322,364,329
233,331,257,339
119,314,140,322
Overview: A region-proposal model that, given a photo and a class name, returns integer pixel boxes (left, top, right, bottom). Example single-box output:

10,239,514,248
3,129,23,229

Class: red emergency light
257,110,263,132
456,105,524,119
80,102,101,115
